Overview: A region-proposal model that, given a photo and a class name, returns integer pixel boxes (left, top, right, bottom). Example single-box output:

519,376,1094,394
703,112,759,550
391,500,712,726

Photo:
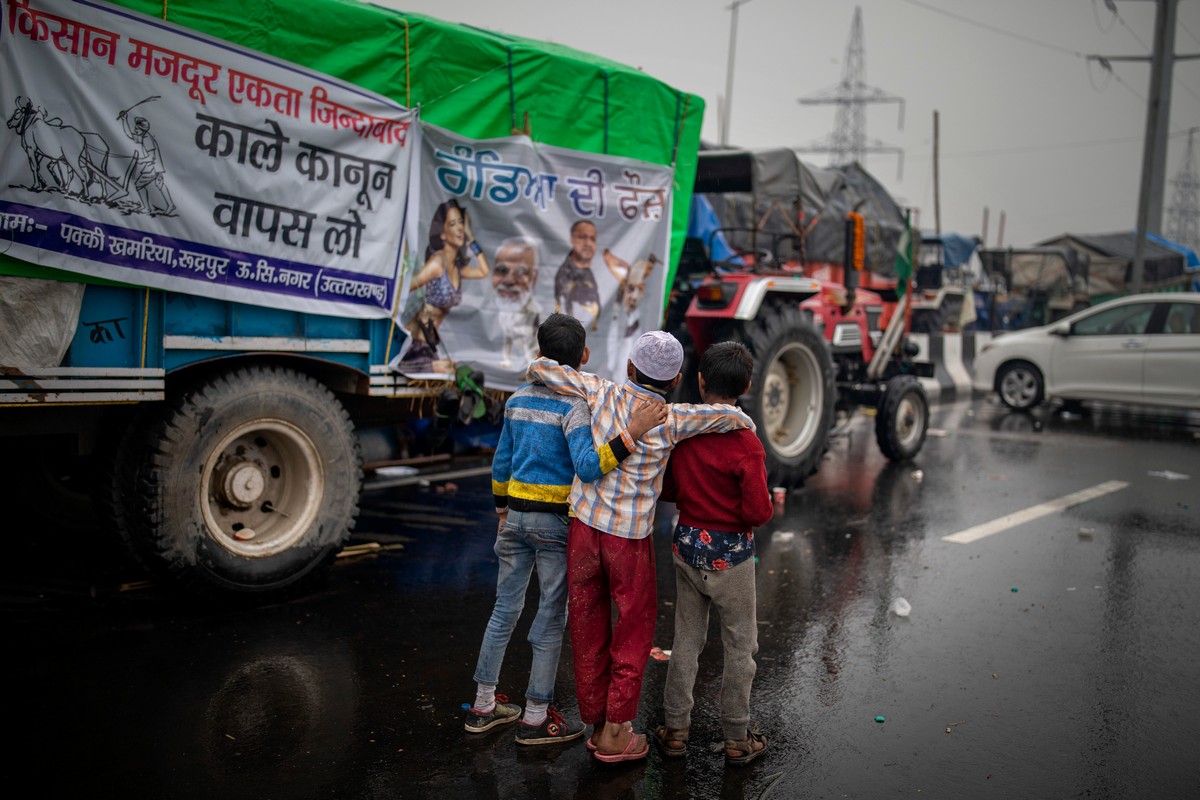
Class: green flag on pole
893,210,913,297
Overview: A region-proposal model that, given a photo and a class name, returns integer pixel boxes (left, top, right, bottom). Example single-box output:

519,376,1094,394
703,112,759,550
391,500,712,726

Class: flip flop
593,731,649,764
587,721,632,751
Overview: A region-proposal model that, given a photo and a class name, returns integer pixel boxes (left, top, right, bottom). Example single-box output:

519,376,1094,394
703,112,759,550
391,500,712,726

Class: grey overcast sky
369,0,1200,249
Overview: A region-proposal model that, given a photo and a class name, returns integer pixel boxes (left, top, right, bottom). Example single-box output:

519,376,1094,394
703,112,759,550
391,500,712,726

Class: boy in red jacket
654,341,772,767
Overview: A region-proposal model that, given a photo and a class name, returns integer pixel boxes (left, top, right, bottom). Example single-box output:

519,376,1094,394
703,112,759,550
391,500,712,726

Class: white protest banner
1,0,418,318
395,122,673,390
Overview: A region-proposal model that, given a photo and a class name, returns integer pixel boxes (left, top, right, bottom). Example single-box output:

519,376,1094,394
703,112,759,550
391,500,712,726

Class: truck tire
93,408,146,558
2,445,99,531
739,306,836,487
128,365,362,599
875,375,928,461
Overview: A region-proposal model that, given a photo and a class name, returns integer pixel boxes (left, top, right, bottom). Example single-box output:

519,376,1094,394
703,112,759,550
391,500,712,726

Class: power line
895,0,1085,57
905,127,1195,160
1180,17,1200,46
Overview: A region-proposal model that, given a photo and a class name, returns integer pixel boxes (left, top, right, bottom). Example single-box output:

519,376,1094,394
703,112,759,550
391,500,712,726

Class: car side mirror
1049,324,1070,337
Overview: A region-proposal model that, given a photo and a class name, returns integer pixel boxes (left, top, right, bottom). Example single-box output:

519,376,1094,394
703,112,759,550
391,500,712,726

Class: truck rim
762,342,824,458
199,419,324,558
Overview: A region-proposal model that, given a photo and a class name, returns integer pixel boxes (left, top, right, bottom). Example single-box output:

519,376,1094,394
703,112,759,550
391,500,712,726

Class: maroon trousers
567,518,657,726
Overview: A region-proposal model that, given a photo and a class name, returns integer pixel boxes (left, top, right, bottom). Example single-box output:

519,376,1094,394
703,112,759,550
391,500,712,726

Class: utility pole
1088,0,1199,292
720,0,754,146
933,110,941,236
982,206,990,246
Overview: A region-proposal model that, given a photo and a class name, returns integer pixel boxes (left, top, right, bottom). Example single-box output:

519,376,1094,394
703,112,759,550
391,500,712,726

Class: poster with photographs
395,122,674,391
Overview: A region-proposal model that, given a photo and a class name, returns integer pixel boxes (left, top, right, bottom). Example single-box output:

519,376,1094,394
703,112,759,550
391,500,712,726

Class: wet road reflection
2,398,1198,798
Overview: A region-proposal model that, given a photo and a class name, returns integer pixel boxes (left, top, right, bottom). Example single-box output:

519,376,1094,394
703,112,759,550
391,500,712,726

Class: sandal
724,728,768,767
594,730,649,764
653,725,689,758
587,721,631,751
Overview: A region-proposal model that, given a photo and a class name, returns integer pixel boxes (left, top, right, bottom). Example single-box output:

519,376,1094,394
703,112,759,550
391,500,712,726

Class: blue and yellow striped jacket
492,382,632,514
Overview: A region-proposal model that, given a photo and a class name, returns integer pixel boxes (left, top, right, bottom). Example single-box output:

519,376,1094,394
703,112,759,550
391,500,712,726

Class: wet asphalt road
3,396,1199,800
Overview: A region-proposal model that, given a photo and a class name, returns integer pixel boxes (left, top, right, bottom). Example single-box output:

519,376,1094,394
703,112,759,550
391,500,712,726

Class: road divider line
942,480,1130,544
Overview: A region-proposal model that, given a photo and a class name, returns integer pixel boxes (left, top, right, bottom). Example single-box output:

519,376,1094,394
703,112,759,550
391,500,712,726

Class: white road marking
942,481,1130,544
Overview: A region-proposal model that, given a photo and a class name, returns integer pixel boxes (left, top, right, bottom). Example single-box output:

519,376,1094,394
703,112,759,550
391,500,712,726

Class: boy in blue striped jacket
465,313,666,746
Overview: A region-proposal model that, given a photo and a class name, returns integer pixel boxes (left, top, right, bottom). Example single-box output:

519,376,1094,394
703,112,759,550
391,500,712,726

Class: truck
977,246,1091,331
0,0,704,600
910,232,980,333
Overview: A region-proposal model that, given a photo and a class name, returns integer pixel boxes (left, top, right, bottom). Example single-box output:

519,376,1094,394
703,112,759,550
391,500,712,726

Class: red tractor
669,149,932,488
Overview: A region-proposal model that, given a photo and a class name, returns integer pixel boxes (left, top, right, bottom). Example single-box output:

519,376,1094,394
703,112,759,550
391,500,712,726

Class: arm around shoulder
667,401,755,444
526,357,603,402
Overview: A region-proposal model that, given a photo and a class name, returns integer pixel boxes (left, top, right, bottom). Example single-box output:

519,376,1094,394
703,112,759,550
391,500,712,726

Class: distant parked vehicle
972,293,1200,411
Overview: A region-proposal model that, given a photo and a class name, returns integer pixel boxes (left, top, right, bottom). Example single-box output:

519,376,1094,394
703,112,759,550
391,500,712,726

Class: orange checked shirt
526,357,755,540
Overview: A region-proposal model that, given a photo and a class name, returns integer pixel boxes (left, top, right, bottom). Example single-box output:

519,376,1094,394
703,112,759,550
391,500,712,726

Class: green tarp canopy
1,0,704,290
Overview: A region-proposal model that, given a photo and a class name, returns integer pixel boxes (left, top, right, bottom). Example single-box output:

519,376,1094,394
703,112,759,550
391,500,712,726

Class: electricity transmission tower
1165,128,1198,253
794,5,904,176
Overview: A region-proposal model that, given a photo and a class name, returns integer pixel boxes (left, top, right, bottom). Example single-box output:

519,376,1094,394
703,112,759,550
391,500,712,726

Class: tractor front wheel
875,375,928,461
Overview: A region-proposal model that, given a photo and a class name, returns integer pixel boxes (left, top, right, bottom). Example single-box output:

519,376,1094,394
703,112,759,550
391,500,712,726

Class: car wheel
996,361,1044,411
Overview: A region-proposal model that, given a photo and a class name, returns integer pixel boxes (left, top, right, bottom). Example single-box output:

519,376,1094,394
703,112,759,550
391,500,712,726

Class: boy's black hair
632,366,676,391
537,313,586,368
698,341,753,399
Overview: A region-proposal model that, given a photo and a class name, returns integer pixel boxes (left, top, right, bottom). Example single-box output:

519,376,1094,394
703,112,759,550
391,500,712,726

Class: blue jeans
473,509,570,704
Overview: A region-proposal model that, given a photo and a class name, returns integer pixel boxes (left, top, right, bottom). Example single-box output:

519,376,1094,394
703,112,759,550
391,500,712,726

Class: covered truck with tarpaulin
0,0,703,599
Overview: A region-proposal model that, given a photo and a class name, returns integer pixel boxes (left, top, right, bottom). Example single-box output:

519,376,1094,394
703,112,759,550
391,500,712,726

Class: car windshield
1071,303,1156,336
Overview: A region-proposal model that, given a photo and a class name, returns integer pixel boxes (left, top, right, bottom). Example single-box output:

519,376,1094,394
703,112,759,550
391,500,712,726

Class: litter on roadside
373,465,420,478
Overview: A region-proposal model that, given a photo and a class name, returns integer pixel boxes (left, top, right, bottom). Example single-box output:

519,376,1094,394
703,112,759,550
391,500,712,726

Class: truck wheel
996,360,1043,411
94,407,150,559
875,376,928,461
740,306,835,487
2,445,100,531
129,365,362,599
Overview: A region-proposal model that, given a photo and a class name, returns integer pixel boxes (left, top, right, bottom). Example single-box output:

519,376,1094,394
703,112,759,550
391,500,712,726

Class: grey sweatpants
662,556,758,741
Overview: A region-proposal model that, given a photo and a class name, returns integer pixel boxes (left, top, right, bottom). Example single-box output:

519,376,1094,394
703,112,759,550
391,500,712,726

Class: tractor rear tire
739,306,836,488
126,365,362,600
875,375,928,461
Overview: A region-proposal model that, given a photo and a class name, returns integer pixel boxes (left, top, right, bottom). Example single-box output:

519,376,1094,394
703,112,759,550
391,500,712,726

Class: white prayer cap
629,331,683,381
